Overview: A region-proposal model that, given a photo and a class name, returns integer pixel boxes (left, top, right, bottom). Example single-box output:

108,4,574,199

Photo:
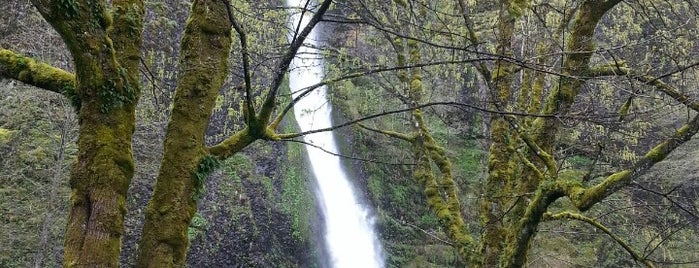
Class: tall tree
335,0,699,266
0,0,331,266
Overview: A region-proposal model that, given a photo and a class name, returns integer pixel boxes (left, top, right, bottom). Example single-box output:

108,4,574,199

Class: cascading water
286,1,384,267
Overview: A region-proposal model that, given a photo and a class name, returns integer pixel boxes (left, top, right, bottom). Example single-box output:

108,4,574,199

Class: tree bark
480,1,520,266
136,0,233,266
64,105,136,267
24,1,144,266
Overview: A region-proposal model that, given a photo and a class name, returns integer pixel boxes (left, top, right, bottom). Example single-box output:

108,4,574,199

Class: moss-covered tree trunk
63,98,136,267
500,4,623,267
480,1,522,266
454,0,629,266
482,1,624,267
135,0,235,266
403,39,474,263
368,33,476,264
22,1,145,266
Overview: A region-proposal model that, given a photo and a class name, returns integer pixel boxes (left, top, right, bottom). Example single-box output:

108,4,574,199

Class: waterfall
286,1,384,267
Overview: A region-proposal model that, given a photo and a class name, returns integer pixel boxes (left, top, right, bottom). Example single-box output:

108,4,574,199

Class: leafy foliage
192,154,221,200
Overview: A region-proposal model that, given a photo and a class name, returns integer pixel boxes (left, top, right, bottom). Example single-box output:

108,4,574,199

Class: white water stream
286,1,384,267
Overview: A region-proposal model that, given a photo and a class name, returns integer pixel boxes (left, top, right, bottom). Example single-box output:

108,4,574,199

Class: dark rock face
186,142,320,267
118,134,320,267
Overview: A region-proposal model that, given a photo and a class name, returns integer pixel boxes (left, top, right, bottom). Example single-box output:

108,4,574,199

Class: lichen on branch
543,211,655,268
562,114,699,211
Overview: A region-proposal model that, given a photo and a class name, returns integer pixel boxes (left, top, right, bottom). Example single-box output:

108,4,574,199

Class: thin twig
222,0,255,120
280,139,414,166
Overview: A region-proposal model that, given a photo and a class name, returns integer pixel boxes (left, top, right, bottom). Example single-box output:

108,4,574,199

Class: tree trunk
480,0,520,266
136,0,233,266
63,105,136,267
25,1,144,266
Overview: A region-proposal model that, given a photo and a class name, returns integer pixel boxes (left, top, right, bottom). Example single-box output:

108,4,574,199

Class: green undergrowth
187,213,208,241
188,141,317,266
0,84,74,267
280,135,315,242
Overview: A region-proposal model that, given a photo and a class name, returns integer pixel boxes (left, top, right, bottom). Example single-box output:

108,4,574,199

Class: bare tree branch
589,64,699,112
222,0,255,121
269,57,503,130
279,138,414,166
564,114,699,211
543,211,655,268
258,0,332,123
274,100,565,140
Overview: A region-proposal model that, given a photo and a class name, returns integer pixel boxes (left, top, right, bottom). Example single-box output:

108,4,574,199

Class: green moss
579,170,629,205
192,155,221,200
0,128,14,144
644,138,677,163
0,49,79,109
491,66,512,81
187,213,208,241
367,174,384,202
558,169,586,181
618,96,633,121
59,0,79,18
414,142,474,263
98,67,137,113
508,0,531,17
459,147,486,179
393,0,407,7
